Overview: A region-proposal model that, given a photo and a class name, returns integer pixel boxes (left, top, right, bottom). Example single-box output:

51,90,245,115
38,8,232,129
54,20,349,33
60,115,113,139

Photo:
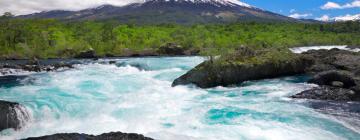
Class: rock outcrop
173,48,360,102
308,70,356,88
158,43,186,56
74,48,97,59
172,52,313,88
291,86,359,101
24,132,153,140
292,49,360,101
0,100,30,132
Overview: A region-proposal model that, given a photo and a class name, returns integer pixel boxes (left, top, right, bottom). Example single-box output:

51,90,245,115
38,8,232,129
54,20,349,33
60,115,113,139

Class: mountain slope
18,0,298,24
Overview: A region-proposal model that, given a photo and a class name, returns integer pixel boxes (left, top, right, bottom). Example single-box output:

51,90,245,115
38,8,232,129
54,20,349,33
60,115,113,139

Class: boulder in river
24,132,154,140
172,49,313,88
0,100,30,132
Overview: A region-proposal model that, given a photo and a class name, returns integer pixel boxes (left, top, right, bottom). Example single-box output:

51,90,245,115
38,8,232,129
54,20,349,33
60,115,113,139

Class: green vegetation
0,17,359,59
217,47,297,65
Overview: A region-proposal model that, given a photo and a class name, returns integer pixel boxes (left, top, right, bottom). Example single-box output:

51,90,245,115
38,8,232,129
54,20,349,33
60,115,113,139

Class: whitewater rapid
0,57,359,140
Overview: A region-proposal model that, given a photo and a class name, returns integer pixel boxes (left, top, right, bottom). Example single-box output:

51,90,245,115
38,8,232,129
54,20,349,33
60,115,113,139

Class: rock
75,48,97,58
0,62,74,75
137,49,158,56
109,61,117,64
303,49,360,73
308,70,356,88
24,132,154,140
158,43,186,56
105,53,116,57
291,86,360,101
346,46,360,49
172,56,313,88
331,81,344,88
120,48,159,57
0,100,30,132
290,49,360,101
184,48,200,55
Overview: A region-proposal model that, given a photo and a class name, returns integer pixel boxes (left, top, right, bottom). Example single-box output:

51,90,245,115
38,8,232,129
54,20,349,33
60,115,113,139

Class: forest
0,15,360,59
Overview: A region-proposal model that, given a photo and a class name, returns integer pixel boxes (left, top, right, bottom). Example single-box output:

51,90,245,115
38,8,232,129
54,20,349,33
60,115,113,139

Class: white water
0,57,359,140
289,45,360,53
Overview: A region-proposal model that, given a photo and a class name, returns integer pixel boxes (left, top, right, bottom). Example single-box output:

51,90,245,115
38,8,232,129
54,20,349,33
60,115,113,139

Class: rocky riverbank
0,61,74,76
24,132,153,140
173,48,360,102
291,49,360,101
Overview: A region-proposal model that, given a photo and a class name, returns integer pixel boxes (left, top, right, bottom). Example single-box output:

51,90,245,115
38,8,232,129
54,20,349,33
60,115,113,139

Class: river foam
290,45,360,53
0,57,359,140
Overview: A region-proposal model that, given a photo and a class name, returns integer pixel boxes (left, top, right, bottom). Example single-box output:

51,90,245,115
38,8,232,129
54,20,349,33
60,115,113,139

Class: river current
0,56,359,140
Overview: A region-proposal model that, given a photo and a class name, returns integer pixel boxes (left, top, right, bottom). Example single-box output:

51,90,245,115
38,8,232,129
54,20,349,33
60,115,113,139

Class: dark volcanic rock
0,100,30,132
24,132,154,140
303,49,360,74
290,49,360,101
120,48,159,57
0,61,74,75
308,70,356,88
291,86,359,101
75,49,97,58
346,46,360,49
172,56,313,88
158,43,186,56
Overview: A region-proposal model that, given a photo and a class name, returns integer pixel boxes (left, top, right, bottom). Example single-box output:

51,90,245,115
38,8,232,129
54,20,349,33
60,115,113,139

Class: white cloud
334,13,360,21
316,15,331,21
321,2,342,9
321,0,360,9
0,0,143,15
289,13,312,19
316,13,360,21
290,9,296,13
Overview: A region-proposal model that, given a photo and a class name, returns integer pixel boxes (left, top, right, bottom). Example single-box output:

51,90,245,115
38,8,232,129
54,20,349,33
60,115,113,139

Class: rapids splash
0,56,359,140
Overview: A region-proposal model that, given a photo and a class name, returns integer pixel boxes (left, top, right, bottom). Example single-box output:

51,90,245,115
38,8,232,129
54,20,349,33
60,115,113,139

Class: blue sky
242,0,359,20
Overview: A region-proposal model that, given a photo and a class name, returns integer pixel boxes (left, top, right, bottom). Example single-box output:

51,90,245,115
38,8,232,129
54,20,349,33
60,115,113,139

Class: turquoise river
0,56,359,140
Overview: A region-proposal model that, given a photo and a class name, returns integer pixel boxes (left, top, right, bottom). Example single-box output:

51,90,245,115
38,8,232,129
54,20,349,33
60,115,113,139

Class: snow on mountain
142,0,251,7
18,0,297,24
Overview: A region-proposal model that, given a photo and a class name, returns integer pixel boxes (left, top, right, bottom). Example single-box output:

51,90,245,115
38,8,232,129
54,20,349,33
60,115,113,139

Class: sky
0,0,359,21
241,0,360,21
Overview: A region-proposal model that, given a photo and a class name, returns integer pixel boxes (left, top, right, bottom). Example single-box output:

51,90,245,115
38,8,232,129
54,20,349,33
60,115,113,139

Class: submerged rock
24,132,154,140
0,100,30,132
172,55,313,88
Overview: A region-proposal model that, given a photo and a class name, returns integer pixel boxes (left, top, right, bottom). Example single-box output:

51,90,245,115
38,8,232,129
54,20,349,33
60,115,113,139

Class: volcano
18,0,298,24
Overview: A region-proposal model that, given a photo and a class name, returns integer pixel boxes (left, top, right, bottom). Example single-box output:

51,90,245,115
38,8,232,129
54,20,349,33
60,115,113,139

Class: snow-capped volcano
18,0,297,24
141,0,252,7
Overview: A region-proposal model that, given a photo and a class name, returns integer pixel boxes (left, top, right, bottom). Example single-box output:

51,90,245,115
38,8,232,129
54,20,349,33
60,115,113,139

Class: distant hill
17,0,300,24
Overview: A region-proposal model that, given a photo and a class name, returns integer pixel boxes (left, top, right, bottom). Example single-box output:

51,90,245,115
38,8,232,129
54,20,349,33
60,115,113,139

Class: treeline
0,18,360,59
